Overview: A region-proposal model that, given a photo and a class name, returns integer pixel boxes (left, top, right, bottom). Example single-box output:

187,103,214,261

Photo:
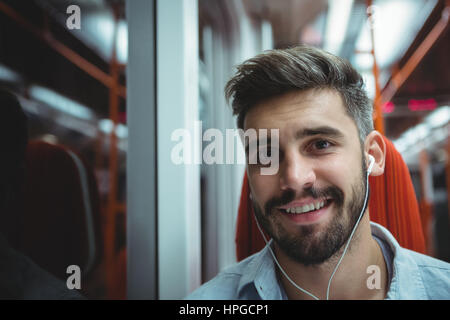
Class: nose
279,152,316,192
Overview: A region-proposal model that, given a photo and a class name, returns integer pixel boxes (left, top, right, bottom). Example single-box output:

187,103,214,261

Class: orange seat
236,135,426,261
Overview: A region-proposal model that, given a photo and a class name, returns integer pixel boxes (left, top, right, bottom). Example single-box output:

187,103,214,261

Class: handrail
0,1,127,98
381,3,450,106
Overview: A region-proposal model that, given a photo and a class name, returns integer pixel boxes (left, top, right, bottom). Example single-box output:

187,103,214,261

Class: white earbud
367,155,375,174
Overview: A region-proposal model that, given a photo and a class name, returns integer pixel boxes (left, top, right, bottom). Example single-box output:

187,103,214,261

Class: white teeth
284,200,326,214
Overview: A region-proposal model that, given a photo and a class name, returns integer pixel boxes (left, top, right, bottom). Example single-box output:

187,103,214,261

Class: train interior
0,0,448,299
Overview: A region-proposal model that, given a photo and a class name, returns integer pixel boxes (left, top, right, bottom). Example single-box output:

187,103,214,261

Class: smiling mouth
278,199,334,215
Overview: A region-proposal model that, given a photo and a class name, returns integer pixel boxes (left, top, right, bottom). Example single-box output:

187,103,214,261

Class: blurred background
0,0,448,299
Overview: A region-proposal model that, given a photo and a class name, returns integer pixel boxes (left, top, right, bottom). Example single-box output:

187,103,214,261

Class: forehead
243,88,358,139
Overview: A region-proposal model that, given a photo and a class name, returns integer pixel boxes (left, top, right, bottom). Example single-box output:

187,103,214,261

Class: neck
274,214,388,300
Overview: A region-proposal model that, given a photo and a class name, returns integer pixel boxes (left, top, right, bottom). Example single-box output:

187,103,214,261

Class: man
186,45,450,300
0,88,84,299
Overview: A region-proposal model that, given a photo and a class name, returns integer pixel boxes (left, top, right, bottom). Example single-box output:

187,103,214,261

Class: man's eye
312,140,331,150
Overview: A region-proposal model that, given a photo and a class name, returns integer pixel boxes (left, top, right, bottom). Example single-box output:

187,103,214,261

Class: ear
364,131,386,177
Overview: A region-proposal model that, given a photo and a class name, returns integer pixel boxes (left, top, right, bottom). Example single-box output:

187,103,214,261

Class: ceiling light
29,85,95,120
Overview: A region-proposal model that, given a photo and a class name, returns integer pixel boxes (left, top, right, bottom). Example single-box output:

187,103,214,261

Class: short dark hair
225,45,374,143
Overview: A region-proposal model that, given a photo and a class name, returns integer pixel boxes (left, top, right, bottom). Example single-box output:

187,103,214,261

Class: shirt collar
370,222,427,299
236,222,427,300
237,240,287,299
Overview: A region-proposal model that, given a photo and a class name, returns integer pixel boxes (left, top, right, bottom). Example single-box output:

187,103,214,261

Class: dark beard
252,161,368,266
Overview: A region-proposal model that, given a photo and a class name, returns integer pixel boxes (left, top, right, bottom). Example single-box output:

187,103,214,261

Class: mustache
264,186,345,215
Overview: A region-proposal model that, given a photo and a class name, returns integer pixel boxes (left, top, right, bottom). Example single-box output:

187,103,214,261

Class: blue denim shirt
186,222,450,300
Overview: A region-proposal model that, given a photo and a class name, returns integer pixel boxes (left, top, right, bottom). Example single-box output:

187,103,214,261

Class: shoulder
398,247,450,299
370,223,450,299
185,254,257,300
404,248,450,270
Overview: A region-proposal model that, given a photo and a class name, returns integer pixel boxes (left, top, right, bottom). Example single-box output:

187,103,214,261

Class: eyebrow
295,126,345,140
245,137,272,155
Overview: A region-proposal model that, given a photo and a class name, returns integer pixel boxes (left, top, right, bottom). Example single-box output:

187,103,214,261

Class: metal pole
126,0,158,299
367,0,385,135
104,3,121,299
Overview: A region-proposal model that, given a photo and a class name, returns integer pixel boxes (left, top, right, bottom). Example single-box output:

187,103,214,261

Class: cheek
248,171,278,205
318,157,357,193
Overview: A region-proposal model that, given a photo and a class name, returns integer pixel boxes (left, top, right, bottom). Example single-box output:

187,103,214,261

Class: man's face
244,88,368,266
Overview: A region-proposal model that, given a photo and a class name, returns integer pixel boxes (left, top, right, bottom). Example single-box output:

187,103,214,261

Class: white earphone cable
254,156,374,300
325,165,371,299
254,217,320,300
